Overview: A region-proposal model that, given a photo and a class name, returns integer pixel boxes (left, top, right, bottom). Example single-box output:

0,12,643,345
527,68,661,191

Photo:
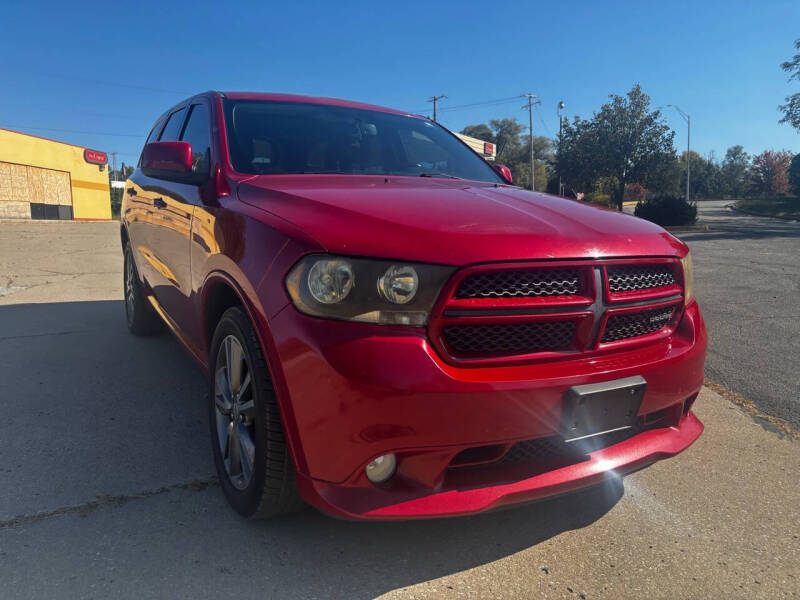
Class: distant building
455,133,497,161
0,128,111,220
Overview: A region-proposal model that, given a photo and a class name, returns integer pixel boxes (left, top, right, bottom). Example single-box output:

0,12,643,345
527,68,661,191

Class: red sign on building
83,149,108,165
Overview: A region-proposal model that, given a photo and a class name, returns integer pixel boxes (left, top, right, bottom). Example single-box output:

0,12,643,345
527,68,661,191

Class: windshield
223,99,503,183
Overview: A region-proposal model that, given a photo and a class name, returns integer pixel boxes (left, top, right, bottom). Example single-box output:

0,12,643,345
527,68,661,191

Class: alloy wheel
214,335,257,490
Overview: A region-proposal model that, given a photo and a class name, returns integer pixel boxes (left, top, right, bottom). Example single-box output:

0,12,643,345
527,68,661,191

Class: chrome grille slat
607,265,675,292
455,268,581,299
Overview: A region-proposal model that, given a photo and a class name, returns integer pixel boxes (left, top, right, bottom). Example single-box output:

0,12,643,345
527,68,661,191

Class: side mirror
141,141,207,184
493,164,513,184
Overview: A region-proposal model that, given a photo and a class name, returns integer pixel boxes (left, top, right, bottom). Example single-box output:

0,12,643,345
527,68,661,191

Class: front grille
601,306,675,343
455,268,581,299
607,265,676,293
443,320,576,356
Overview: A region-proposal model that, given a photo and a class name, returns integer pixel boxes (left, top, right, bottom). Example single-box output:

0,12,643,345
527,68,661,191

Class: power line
408,94,526,116
439,95,524,112
0,125,144,138
0,101,148,121
26,71,191,95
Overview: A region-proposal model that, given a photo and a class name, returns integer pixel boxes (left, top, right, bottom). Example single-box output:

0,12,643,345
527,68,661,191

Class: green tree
779,38,800,131
460,124,494,142
789,153,800,196
557,84,676,210
679,151,723,199
720,145,751,197
751,150,793,195
461,120,552,191
556,116,600,194
488,118,525,159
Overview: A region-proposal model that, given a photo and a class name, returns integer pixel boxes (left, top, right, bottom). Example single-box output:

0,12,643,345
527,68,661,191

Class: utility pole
523,93,539,191
557,101,565,196
428,94,446,122
667,105,691,204
110,152,117,182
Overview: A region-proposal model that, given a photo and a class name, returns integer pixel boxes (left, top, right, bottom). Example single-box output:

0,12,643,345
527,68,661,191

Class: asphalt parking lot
1,220,799,599
677,200,800,429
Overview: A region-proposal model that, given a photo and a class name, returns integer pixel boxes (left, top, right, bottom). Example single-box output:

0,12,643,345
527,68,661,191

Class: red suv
121,91,706,520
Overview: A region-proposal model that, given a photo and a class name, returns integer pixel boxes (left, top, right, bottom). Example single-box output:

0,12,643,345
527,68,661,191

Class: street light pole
558,101,565,195
667,104,691,203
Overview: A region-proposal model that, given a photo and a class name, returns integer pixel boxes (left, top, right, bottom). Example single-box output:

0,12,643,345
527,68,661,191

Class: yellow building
0,128,111,220
455,133,497,161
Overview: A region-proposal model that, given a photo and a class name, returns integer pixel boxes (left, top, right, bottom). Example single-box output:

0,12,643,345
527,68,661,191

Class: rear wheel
123,244,163,336
209,307,304,519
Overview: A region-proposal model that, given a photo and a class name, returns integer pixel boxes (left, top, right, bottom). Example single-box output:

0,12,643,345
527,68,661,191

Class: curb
727,203,800,223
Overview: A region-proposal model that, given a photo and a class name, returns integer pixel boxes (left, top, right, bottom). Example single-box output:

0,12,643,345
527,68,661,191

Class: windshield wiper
419,172,464,180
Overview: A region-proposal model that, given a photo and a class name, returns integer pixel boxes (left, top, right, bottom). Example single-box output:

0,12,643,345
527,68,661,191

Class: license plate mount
561,376,646,442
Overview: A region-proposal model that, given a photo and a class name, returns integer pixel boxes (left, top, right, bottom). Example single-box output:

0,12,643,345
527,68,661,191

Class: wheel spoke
238,425,255,482
218,418,231,463
225,337,244,394
214,368,233,415
237,371,251,400
226,421,241,477
238,398,256,419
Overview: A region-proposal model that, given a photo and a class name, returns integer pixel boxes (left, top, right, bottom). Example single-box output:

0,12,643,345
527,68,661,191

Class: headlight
285,255,454,326
680,251,693,305
378,265,418,304
307,259,354,304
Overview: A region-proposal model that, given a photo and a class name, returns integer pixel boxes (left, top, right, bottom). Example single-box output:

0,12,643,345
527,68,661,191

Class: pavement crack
0,477,219,529
706,381,799,440
0,329,100,342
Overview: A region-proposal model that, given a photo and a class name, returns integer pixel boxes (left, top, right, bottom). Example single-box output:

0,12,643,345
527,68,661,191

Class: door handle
153,197,167,209
127,187,137,196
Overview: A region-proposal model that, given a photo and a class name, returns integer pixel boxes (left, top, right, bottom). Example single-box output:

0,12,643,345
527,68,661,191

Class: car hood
237,175,685,265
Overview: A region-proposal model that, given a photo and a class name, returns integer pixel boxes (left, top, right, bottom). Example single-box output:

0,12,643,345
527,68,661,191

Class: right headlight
680,251,693,305
285,254,455,326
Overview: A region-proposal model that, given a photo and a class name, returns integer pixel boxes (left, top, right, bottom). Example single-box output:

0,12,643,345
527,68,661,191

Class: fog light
365,453,396,483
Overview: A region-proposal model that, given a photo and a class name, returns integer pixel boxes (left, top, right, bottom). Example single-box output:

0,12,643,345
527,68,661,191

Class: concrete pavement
0,221,798,599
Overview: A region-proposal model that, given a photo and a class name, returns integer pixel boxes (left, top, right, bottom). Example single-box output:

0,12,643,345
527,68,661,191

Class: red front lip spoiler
302,411,703,520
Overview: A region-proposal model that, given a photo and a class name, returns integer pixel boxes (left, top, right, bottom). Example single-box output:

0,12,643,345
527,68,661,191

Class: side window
158,107,187,142
138,119,164,166
180,104,211,175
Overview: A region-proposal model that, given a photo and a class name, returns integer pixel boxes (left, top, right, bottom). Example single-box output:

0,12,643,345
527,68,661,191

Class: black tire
123,244,164,336
208,306,305,519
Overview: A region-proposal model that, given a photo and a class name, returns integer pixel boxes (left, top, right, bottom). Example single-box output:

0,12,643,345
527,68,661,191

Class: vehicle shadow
235,480,623,598
0,299,624,598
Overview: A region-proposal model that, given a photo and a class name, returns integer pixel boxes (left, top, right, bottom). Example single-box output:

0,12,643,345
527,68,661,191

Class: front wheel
209,307,304,519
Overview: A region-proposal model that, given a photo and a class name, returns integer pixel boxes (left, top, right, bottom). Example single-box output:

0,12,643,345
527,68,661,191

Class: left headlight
285,254,455,326
680,251,694,305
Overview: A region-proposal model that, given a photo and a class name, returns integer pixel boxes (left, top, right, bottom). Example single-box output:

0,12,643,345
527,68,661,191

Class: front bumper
268,300,707,520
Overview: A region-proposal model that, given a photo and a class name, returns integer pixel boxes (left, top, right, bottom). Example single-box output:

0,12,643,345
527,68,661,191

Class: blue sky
1,0,797,167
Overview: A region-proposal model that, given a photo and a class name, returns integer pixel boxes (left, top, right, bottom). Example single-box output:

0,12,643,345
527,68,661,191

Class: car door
146,101,213,340
124,117,165,289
